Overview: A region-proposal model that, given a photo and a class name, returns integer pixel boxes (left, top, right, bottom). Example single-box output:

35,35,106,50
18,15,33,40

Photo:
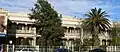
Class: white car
15,48,34,52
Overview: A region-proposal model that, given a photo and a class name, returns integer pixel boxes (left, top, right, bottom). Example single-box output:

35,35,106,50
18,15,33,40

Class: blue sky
0,0,120,21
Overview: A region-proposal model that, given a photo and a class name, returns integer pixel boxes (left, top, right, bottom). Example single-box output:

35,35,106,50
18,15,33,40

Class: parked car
89,48,106,52
54,48,69,52
15,48,34,52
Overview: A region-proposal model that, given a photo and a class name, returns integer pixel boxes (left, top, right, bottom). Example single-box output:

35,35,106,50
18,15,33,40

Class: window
68,28,70,33
27,26,30,30
102,40,106,45
71,28,74,33
17,25,22,30
107,40,111,46
75,28,80,33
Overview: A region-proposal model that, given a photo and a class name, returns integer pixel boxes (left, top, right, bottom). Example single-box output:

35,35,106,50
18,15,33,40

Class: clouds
48,0,120,21
0,0,120,21
48,0,103,17
0,0,35,13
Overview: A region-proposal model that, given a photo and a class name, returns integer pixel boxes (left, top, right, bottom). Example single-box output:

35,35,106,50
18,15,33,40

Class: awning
0,34,7,37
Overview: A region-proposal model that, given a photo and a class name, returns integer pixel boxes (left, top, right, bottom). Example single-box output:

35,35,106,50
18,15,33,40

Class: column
29,26,31,30
31,39,34,46
22,25,24,30
100,39,102,45
33,37,36,46
81,28,84,44
71,28,73,35
66,27,69,35
70,27,72,35
69,40,71,47
106,39,107,45
70,28,72,34
72,40,74,51
26,24,29,33
21,25,25,33
33,27,36,46
73,27,76,36
29,26,32,30
67,38,70,49
33,27,36,34
16,23,19,30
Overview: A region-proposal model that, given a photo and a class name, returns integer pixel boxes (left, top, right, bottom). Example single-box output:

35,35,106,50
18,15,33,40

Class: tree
29,0,65,46
73,39,81,51
83,39,93,46
82,8,111,46
108,22,120,46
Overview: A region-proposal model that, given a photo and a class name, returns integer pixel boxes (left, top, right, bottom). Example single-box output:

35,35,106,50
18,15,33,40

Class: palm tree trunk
92,26,99,47
92,34,95,49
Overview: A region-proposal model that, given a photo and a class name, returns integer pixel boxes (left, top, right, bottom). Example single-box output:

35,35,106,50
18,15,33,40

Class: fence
6,45,39,52
3,45,120,52
5,45,94,52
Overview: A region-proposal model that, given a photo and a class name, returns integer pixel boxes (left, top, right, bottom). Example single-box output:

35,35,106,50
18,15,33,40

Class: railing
4,45,120,52
64,32,80,36
16,30,35,34
6,45,39,52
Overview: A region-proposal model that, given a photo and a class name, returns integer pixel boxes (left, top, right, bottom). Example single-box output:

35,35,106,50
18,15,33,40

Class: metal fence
6,45,39,52
4,45,120,52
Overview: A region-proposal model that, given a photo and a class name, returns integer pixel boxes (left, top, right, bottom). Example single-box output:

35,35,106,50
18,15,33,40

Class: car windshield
93,49,105,52
29,49,34,51
22,49,28,51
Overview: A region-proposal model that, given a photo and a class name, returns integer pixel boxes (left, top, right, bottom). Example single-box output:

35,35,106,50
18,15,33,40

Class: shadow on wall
7,19,17,45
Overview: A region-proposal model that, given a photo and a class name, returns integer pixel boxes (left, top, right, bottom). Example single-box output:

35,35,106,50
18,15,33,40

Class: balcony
64,32,80,36
16,30,35,34
63,32,80,39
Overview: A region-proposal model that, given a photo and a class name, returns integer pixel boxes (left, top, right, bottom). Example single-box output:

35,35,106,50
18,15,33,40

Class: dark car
54,48,68,52
89,48,106,52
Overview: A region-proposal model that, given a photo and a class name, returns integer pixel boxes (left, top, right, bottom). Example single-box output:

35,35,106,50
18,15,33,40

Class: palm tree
82,8,111,46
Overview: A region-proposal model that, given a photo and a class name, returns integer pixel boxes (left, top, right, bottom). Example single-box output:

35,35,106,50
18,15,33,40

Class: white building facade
0,8,111,46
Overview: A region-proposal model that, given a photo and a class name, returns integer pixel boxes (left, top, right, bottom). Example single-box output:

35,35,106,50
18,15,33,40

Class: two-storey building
0,8,112,47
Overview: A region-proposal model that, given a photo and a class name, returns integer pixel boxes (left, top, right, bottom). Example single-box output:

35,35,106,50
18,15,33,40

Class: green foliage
108,23,120,46
82,8,110,46
73,39,81,46
83,8,110,33
29,0,65,46
83,38,100,46
83,39,93,46
73,39,81,51
111,37,120,46
109,25,120,37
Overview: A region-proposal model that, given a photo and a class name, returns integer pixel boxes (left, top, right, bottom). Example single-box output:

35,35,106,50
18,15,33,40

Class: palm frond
83,8,111,37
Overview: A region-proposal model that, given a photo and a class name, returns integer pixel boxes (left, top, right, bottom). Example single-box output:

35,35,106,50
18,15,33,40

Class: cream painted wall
0,8,111,42
8,13,35,22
